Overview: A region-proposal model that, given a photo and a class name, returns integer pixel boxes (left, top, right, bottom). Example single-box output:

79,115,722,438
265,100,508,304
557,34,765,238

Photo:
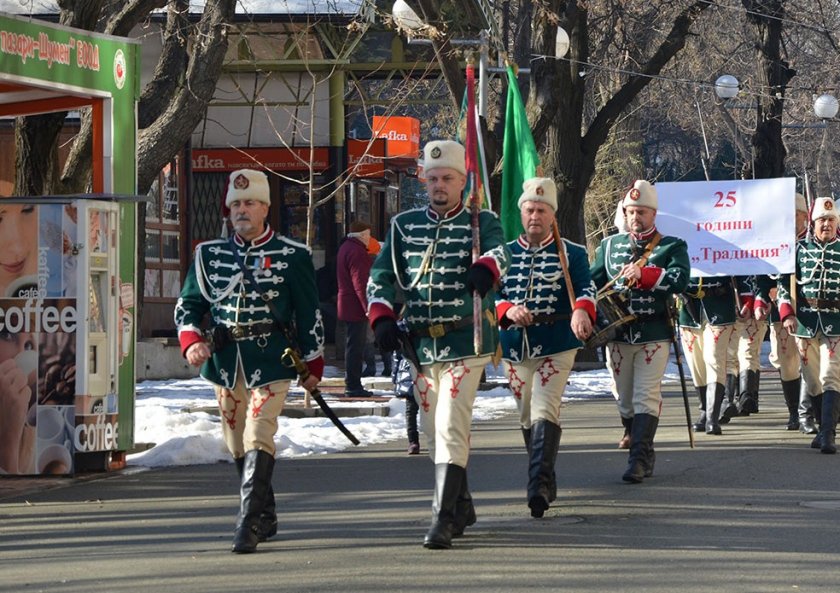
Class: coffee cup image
5,274,39,298
38,444,72,474
14,349,38,378
37,406,66,445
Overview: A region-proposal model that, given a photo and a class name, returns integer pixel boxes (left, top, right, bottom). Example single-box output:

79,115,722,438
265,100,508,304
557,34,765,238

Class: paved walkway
1,380,839,593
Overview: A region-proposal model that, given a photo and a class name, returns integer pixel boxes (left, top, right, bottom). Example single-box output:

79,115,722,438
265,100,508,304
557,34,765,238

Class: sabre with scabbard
281,345,360,446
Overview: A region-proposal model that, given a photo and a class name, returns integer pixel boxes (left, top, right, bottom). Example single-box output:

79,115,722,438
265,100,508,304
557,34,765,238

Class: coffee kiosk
0,13,139,475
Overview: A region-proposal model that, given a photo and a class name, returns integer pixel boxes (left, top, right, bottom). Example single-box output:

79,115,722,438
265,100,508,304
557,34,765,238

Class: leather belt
226,321,279,341
802,297,840,309
410,316,474,339
531,313,571,324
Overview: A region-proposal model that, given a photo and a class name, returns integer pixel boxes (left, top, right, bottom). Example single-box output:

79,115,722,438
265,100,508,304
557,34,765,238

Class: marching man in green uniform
367,140,510,549
497,177,595,517
679,272,753,434
591,180,689,483
754,193,809,431
778,196,840,454
175,169,324,553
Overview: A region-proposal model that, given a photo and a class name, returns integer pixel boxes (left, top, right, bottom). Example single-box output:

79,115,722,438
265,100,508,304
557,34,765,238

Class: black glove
373,318,402,352
466,264,494,298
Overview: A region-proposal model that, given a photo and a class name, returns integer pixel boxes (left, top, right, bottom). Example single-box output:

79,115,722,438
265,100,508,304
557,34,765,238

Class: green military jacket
777,236,840,337
367,203,511,365
678,275,754,328
174,227,324,388
590,229,690,343
756,231,807,323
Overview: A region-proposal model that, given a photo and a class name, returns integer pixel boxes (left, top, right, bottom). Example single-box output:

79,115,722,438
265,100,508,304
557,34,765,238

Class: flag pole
466,60,483,356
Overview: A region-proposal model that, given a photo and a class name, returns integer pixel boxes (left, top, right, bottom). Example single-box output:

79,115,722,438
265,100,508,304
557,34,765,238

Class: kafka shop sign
655,177,796,277
0,12,131,93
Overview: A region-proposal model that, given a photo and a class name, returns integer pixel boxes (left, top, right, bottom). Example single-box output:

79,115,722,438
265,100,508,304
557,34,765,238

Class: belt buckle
231,326,245,339
428,324,445,338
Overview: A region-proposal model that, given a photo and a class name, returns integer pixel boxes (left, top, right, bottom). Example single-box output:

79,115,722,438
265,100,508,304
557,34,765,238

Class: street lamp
711,74,753,179
714,74,739,100
392,0,423,31
814,93,839,120
555,26,570,59
813,93,838,196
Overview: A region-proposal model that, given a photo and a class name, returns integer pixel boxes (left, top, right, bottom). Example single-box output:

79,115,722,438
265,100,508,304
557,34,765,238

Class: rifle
281,347,360,446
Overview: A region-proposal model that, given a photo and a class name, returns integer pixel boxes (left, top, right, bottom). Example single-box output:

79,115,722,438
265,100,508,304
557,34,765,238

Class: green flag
500,65,540,241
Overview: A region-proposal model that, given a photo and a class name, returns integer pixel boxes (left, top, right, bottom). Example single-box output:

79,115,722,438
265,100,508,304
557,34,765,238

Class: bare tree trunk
136,0,236,194
743,0,794,180
14,114,65,196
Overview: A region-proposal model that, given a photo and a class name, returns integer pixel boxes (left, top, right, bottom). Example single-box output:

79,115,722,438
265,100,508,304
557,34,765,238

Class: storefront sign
0,13,137,97
347,138,385,177
191,147,330,172
372,115,420,158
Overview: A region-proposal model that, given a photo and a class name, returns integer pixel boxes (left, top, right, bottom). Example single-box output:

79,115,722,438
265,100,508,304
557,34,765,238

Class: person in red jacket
337,220,374,397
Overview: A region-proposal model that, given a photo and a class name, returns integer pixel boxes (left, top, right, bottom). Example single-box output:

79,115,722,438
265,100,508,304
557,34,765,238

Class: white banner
654,177,796,277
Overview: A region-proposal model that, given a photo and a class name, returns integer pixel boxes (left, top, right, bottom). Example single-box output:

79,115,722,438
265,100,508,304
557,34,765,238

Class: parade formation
174,142,836,554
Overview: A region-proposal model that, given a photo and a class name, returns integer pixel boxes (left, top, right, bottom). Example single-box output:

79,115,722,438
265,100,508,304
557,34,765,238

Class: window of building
144,163,182,303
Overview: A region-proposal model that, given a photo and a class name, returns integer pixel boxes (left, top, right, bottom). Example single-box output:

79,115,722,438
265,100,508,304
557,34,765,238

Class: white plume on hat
795,192,807,214
517,177,557,212
621,179,657,210
613,200,629,232
811,196,838,221
420,140,466,176
225,169,270,207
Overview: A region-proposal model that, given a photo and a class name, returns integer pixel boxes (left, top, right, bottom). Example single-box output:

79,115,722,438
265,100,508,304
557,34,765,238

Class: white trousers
680,324,735,388
505,350,577,428
412,356,490,467
215,366,289,458
605,341,669,418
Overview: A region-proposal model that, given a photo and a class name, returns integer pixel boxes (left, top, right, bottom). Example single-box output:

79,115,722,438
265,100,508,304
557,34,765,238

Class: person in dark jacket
337,220,374,397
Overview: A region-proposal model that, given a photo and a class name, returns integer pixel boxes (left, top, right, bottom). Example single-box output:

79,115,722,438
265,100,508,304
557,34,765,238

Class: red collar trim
518,234,554,249
427,202,465,221
233,225,272,247
630,227,657,241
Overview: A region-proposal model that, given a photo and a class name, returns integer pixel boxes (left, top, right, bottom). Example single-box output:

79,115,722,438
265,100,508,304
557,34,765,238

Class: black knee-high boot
623,413,658,483
232,449,275,553
706,383,724,435
235,456,277,542
799,380,818,434
815,391,839,454
781,377,801,431
693,386,708,432
719,374,740,424
424,463,465,549
527,420,561,518
452,469,476,537
737,370,760,415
